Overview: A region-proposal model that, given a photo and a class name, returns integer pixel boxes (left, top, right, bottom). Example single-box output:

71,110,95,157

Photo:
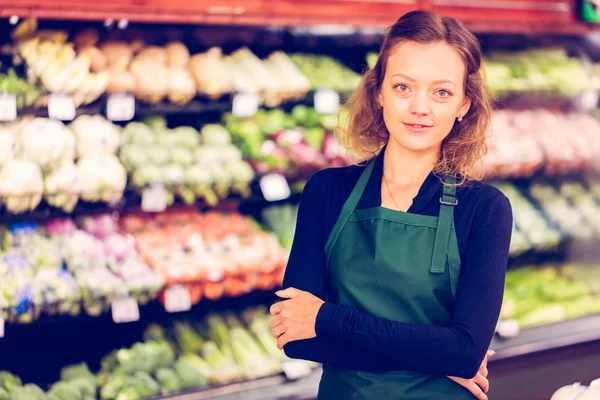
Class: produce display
0,215,164,322
225,106,350,180
528,182,596,238
500,265,600,329
120,209,288,304
0,306,309,399
485,110,600,178
494,183,562,254
484,48,597,97
289,54,361,93
0,116,127,214
121,118,254,207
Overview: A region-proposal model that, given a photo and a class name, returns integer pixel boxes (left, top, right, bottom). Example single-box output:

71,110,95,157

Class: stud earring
457,115,463,122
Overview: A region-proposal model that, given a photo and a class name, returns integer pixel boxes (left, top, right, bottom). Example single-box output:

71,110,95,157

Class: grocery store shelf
155,370,321,400
491,314,600,360
1,0,599,35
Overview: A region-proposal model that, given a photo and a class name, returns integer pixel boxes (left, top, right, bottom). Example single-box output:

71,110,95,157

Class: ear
377,91,384,108
459,97,471,119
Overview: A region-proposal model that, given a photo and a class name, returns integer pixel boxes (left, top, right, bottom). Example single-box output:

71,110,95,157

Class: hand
447,349,495,400
269,287,325,350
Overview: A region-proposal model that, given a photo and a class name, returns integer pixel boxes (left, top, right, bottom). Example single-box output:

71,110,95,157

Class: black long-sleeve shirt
281,152,513,379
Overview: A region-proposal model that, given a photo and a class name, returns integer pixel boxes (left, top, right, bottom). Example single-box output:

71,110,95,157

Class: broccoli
201,124,231,146
0,388,9,400
9,383,46,400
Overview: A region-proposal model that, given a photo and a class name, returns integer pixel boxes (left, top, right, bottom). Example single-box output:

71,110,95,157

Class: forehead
386,41,466,85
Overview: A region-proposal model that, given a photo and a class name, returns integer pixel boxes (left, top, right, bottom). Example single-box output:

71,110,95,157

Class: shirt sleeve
313,192,513,378
281,172,394,372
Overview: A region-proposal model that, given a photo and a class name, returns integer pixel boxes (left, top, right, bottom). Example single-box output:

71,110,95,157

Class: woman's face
378,41,471,155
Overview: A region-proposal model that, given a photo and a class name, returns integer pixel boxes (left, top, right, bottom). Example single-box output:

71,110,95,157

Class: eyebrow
392,73,456,86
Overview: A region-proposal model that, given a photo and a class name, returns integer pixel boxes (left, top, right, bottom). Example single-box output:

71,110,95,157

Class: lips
403,123,433,132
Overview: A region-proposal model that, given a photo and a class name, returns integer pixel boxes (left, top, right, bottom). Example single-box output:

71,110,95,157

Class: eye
436,89,452,97
394,83,410,92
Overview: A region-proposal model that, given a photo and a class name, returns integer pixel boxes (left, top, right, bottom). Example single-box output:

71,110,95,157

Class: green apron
318,158,475,400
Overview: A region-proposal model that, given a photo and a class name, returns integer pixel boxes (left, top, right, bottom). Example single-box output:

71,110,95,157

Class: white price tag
281,360,312,380
232,92,259,118
165,285,192,313
496,319,520,339
281,129,303,145
0,316,4,338
260,173,291,202
107,93,135,121
141,184,168,213
0,94,17,121
577,90,599,112
48,93,76,121
207,267,224,282
314,88,340,115
112,297,140,323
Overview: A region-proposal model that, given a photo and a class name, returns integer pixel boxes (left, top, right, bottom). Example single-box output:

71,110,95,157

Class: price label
107,93,135,121
48,93,76,121
232,92,259,118
314,88,340,115
0,316,4,338
207,267,224,282
0,94,17,121
576,90,599,112
165,285,192,313
281,129,303,145
260,173,291,202
141,184,167,213
281,360,312,380
496,319,520,339
112,297,140,323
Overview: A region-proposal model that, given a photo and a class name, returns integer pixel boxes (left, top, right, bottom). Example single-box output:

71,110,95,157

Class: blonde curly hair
338,10,493,185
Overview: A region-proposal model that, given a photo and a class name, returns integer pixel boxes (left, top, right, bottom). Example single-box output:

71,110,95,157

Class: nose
408,91,431,116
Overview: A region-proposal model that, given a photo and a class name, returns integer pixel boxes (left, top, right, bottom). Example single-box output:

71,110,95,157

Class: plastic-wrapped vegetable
71,115,120,158
227,160,254,197
78,214,117,240
132,165,163,188
201,124,231,146
15,118,75,172
76,154,126,204
121,122,155,146
59,230,107,272
172,126,200,148
44,161,79,212
0,159,44,214
119,146,149,173
33,268,81,316
76,267,128,316
185,164,217,206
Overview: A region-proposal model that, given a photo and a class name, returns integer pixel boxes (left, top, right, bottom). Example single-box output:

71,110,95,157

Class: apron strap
324,159,376,262
430,174,457,274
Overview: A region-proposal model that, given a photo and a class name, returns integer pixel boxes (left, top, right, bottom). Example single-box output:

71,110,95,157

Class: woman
269,10,512,400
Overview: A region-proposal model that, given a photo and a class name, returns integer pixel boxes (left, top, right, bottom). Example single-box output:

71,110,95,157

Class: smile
403,123,433,132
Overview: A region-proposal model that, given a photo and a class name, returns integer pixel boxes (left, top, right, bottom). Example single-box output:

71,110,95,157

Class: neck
382,139,438,186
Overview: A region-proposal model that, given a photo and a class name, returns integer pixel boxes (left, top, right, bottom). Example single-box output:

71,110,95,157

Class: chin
393,136,440,153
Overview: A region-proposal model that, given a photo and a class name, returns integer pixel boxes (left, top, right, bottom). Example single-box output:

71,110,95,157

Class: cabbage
16,118,75,172
44,161,79,212
71,115,120,158
122,122,155,146
0,159,44,214
76,154,126,204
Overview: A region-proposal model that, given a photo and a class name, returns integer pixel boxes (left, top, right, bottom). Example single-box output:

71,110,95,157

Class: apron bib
318,159,474,400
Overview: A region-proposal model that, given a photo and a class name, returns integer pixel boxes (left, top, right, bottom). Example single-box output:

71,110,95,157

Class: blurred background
0,1,600,400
